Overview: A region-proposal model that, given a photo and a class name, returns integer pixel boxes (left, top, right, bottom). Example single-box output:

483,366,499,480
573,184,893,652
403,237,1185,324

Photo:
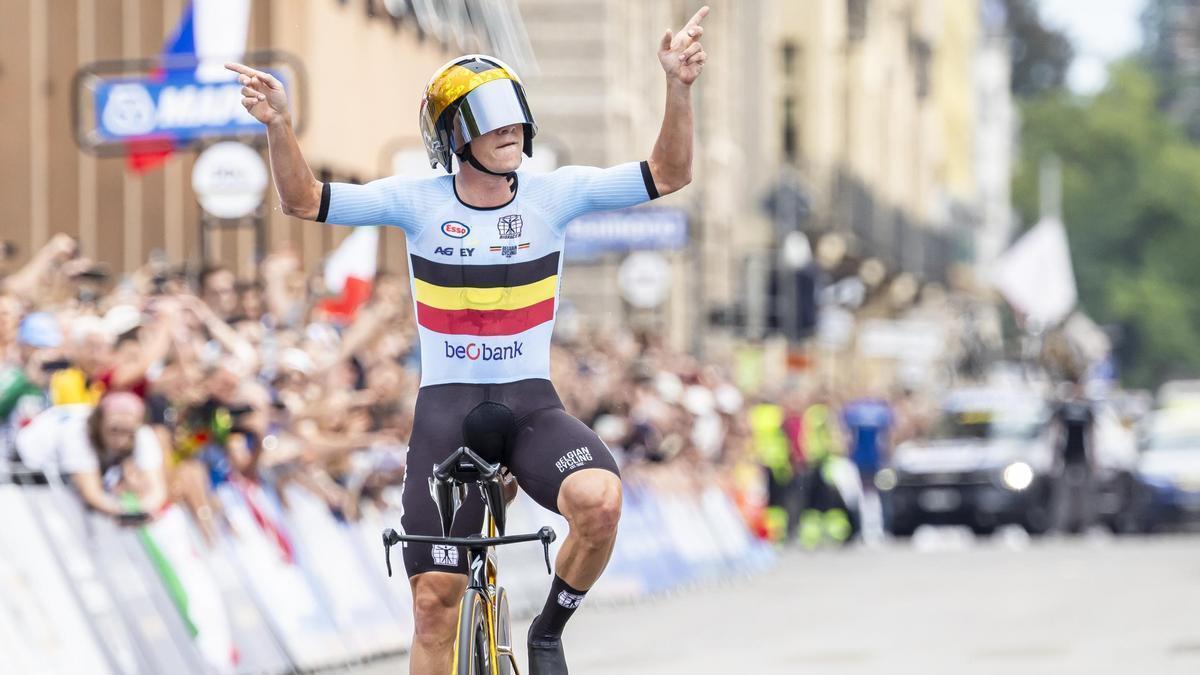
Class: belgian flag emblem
410,252,558,336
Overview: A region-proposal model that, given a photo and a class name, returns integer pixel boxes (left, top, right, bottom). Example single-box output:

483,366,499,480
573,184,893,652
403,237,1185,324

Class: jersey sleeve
133,426,165,472
57,415,100,475
535,161,660,230
316,176,434,236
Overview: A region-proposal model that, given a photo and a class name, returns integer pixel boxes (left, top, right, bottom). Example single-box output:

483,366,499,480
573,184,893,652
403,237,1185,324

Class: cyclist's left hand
658,5,709,86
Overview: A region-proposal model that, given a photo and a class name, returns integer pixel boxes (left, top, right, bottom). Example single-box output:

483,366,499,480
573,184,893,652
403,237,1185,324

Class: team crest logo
432,545,459,566
557,591,585,609
497,214,523,239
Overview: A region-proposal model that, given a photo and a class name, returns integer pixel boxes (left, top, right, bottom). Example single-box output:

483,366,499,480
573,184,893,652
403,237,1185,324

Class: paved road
361,530,1200,674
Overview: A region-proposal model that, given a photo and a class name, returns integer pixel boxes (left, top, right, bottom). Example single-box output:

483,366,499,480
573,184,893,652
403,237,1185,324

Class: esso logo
441,221,470,239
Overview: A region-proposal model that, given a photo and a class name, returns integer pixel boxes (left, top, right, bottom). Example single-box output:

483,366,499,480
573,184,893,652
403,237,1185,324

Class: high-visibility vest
750,403,791,483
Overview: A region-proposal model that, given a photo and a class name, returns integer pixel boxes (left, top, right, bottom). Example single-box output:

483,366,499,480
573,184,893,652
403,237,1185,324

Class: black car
879,389,1055,537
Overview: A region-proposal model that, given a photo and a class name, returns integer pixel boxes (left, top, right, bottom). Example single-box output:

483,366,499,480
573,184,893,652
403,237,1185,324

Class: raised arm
226,62,323,220
1,234,77,303
648,6,709,197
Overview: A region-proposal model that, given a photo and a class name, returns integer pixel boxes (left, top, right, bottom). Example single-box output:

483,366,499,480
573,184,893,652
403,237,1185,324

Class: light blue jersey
318,161,658,386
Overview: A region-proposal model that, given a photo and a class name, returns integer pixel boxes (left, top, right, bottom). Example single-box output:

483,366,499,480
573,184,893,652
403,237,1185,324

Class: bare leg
554,468,622,590
408,571,467,674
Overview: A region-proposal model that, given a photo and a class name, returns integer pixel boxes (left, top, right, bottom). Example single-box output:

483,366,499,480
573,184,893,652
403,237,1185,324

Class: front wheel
454,589,492,675
496,587,513,675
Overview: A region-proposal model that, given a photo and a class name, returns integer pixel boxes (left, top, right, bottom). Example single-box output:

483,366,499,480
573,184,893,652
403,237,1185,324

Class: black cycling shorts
400,378,619,578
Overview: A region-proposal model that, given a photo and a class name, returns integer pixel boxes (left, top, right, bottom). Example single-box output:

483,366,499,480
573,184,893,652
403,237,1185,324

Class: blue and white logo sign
91,70,286,143
565,207,688,260
100,84,157,136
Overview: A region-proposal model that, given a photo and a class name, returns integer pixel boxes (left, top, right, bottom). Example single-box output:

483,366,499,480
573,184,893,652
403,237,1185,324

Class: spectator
16,393,166,524
797,396,853,549
842,389,894,542
0,312,61,460
237,280,265,322
0,236,774,544
0,293,22,366
1054,377,1096,534
200,265,239,321
0,233,78,304
49,317,112,406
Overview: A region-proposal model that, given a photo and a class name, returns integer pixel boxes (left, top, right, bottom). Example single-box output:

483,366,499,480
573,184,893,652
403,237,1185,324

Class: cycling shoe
527,617,568,675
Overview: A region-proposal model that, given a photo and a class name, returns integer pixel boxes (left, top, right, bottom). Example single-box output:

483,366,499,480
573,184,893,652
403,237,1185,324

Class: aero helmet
419,54,537,173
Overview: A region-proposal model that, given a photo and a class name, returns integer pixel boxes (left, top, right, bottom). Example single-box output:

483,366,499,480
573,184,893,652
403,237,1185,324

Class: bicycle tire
496,587,513,675
454,588,491,675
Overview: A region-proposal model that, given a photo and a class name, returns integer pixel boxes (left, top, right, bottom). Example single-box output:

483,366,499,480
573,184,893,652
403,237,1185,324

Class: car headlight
874,468,897,491
1001,462,1034,491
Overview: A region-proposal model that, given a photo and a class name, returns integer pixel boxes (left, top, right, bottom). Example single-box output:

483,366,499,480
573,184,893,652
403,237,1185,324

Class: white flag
989,216,1078,328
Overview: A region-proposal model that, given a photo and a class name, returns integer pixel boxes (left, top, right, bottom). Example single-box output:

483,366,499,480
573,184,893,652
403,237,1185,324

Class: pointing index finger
682,5,710,32
225,62,260,78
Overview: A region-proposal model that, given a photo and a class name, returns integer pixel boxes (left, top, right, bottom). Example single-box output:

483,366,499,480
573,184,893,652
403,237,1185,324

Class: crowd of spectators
0,234,770,543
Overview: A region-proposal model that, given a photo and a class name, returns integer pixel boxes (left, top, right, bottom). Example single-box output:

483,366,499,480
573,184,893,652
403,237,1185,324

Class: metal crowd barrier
0,467,773,674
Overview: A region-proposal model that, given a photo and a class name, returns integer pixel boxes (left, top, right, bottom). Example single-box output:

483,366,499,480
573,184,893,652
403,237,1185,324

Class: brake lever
382,528,401,577
538,526,556,575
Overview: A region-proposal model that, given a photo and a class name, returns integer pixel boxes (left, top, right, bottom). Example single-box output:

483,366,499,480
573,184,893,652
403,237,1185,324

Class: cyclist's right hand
225,62,289,125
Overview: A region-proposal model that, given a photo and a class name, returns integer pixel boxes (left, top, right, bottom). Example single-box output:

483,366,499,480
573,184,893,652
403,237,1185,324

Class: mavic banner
91,71,286,144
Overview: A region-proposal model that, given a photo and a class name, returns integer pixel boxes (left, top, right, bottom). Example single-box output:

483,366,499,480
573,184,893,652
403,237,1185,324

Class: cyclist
228,7,708,674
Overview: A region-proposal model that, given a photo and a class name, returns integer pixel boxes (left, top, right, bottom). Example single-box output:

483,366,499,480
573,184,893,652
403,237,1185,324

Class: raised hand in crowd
1,233,78,303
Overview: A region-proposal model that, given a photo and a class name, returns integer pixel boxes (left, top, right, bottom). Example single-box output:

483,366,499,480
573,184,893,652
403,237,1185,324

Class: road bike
383,445,555,675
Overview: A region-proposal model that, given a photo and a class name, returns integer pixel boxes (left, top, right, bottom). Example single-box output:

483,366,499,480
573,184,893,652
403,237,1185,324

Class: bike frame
381,446,554,675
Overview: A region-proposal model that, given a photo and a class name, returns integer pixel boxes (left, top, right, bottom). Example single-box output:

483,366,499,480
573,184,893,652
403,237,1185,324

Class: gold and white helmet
419,54,537,173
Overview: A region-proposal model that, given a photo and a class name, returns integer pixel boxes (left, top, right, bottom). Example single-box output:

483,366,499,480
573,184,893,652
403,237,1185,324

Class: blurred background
2,0,1199,673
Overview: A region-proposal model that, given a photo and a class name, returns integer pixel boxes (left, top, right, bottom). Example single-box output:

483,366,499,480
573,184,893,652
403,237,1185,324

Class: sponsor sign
441,221,470,238
444,340,525,361
73,53,304,155
565,207,688,260
192,141,268,218
618,251,672,309
91,70,286,144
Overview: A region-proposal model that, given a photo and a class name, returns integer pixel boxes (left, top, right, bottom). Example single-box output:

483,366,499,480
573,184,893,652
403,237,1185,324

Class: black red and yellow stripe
410,252,559,336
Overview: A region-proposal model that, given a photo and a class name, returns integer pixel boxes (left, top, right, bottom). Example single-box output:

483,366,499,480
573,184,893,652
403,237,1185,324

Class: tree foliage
1012,62,1200,386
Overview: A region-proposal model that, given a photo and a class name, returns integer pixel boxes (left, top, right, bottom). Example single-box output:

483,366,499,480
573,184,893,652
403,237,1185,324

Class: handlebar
381,526,556,578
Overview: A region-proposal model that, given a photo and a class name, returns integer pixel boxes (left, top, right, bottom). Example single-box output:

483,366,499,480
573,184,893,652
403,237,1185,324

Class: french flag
127,0,251,173
320,227,380,323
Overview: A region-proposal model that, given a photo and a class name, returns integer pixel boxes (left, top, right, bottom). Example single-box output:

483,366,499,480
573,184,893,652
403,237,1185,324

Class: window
911,37,932,99
847,0,868,41
781,41,798,76
783,97,798,162
780,42,802,163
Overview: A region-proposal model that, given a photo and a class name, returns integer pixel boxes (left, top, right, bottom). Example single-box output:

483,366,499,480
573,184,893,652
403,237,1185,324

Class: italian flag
320,226,379,323
123,494,237,672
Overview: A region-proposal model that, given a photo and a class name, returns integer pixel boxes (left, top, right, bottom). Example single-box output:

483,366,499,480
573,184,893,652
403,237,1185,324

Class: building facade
0,0,531,279
2,0,1009,369
517,0,1006,356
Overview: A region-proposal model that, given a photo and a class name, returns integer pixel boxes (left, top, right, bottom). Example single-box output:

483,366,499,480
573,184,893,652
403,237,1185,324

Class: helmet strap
461,145,518,194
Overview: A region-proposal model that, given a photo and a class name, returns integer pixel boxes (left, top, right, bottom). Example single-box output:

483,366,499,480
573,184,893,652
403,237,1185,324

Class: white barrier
0,485,113,675
0,473,773,673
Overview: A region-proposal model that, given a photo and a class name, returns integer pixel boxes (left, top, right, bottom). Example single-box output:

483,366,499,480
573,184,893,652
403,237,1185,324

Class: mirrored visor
449,79,535,152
